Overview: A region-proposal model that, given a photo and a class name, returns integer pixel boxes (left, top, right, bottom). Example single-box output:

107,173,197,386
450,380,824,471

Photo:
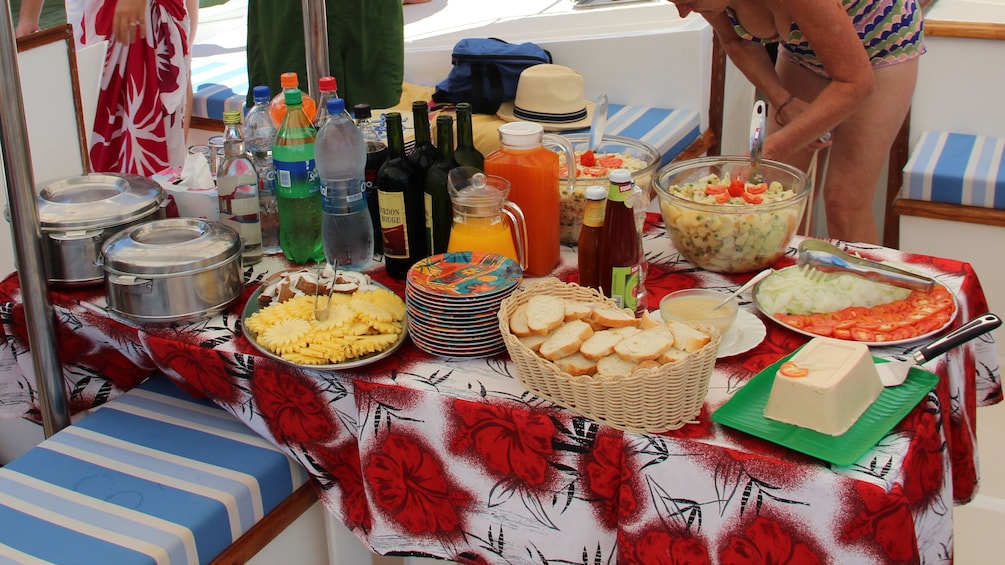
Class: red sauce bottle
598,169,641,311
577,185,607,290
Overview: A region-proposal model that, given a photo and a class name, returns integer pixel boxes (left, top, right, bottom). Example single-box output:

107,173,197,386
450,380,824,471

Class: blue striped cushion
0,377,308,565
565,103,701,167
902,130,1005,210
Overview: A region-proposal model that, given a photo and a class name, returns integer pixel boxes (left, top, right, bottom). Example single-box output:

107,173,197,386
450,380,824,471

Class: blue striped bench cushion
902,130,1005,210
0,377,309,565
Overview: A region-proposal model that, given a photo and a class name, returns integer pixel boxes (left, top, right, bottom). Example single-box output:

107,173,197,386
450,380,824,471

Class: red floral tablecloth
0,216,1000,564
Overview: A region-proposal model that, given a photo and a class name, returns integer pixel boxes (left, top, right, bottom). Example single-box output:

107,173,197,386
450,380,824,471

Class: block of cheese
763,337,884,436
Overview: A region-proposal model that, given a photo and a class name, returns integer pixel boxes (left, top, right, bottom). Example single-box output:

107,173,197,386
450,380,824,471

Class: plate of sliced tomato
751,273,958,346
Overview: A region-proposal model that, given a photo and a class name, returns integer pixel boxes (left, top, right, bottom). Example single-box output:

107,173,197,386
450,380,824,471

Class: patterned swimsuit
727,0,925,79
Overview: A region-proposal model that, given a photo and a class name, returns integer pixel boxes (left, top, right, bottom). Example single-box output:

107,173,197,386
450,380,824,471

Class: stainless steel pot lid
37,173,164,230
101,218,242,276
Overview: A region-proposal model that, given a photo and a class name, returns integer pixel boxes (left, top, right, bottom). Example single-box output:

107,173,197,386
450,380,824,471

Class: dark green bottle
424,115,458,255
376,113,425,279
453,102,484,170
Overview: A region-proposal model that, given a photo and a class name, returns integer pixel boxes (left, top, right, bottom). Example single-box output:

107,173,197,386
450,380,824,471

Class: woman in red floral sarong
16,0,191,176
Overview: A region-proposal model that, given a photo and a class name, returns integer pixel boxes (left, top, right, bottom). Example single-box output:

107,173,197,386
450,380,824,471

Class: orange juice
484,123,562,276
446,220,519,264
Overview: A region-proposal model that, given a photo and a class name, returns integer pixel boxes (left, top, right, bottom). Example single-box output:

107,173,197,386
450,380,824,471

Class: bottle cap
585,185,607,200
327,97,345,115
252,85,270,103
610,169,632,184
284,89,303,106
353,103,372,120
222,110,241,125
279,72,299,89
319,76,337,92
498,121,543,149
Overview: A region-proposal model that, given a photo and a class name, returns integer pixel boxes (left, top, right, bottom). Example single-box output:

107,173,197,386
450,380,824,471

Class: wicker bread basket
498,278,721,433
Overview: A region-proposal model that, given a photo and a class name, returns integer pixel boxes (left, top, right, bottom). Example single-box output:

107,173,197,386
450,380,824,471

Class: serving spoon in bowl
712,268,773,311
588,93,608,153
748,100,767,184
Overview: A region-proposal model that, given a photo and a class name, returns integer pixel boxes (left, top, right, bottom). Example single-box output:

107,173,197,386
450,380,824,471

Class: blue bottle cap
252,85,270,102
327,97,345,115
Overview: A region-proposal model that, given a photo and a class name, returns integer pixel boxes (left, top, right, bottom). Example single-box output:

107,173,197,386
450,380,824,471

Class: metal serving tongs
313,262,334,321
748,100,767,184
796,240,936,292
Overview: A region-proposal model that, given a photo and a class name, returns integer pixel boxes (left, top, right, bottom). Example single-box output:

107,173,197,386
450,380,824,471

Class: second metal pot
100,218,244,325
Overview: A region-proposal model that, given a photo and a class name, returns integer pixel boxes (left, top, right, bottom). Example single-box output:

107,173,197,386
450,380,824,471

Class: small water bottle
315,97,373,271
244,85,280,255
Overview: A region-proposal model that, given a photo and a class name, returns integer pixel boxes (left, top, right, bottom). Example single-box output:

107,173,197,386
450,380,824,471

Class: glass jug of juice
446,167,528,269
484,122,575,277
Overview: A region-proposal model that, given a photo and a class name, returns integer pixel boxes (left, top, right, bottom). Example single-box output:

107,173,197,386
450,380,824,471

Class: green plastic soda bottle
273,89,324,264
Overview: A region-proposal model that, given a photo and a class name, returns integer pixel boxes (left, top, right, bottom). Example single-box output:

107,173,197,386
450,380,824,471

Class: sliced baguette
665,320,712,353
564,301,595,322
614,326,675,363
553,352,598,376
539,320,594,361
527,295,566,335
659,346,690,364
509,303,533,337
519,333,548,352
596,354,639,378
579,329,625,361
638,310,664,330
590,306,638,328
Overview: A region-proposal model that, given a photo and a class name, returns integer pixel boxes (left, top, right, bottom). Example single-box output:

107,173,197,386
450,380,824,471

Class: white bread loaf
540,320,594,361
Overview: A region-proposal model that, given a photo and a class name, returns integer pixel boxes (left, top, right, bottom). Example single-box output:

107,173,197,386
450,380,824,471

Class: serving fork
796,240,936,292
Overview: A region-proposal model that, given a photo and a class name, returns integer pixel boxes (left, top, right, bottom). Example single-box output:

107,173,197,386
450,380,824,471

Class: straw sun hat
496,64,594,131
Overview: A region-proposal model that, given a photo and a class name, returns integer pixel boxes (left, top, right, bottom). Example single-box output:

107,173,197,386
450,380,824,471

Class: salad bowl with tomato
653,156,809,273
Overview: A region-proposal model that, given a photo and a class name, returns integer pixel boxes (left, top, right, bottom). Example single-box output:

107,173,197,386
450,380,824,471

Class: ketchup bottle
598,169,642,311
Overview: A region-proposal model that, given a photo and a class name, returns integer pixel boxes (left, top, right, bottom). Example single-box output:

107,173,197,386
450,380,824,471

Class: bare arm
701,0,874,160
15,0,45,37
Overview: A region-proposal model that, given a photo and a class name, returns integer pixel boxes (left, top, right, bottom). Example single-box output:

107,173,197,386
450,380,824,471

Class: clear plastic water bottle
315,97,373,271
217,110,263,265
244,85,280,255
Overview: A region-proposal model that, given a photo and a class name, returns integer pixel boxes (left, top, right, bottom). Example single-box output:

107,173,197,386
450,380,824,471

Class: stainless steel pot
100,218,244,325
36,173,166,286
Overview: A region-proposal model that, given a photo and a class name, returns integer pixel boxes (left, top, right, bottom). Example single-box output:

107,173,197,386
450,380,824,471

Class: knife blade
876,313,1002,386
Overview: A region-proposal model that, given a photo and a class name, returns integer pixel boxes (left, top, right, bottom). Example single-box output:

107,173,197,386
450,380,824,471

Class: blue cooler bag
432,38,552,114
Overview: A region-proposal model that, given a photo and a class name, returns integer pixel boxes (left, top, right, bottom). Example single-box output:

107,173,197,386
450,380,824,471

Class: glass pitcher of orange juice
446,167,528,269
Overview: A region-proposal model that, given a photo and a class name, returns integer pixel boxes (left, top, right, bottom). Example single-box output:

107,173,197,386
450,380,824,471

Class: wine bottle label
378,189,410,259
609,264,640,312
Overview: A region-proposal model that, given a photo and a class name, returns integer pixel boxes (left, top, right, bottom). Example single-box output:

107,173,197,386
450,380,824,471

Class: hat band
513,105,588,124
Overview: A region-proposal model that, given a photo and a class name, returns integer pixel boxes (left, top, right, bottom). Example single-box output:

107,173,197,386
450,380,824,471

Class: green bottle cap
284,89,303,106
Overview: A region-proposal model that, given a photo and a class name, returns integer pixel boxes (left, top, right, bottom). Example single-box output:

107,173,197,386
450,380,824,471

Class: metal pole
0,3,72,436
301,0,330,102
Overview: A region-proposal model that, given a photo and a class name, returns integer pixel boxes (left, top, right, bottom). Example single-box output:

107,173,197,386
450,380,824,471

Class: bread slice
564,300,595,322
659,346,690,364
638,310,664,330
540,320,594,361
596,354,639,378
608,326,642,339
579,329,625,361
509,303,533,337
519,333,548,352
614,326,675,363
553,352,598,376
665,320,712,353
590,306,638,328
527,295,566,335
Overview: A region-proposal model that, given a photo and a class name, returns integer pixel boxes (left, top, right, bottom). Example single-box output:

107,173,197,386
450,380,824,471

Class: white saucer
716,308,767,358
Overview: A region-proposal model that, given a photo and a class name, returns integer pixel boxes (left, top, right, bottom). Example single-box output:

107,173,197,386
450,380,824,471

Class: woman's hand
113,0,146,44
772,95,834,152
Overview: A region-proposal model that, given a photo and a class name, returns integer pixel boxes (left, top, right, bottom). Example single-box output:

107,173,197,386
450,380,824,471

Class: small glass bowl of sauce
659,288,738,336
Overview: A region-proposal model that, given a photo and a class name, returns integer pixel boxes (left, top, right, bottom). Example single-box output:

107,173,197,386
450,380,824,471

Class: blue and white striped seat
902,130,1005,210
0,377,309,565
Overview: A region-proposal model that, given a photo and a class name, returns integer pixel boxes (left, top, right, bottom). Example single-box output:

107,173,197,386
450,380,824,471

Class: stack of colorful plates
405,251,523,358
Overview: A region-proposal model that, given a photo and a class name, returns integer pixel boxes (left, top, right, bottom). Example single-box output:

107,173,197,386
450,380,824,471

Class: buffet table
0,216,1000,563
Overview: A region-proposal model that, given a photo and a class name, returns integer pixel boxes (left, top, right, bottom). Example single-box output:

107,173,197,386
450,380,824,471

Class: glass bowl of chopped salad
653,156,809,273
555,134,661,245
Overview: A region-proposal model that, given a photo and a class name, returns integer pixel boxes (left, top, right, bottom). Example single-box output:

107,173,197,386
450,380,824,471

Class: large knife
876,313,1001,386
